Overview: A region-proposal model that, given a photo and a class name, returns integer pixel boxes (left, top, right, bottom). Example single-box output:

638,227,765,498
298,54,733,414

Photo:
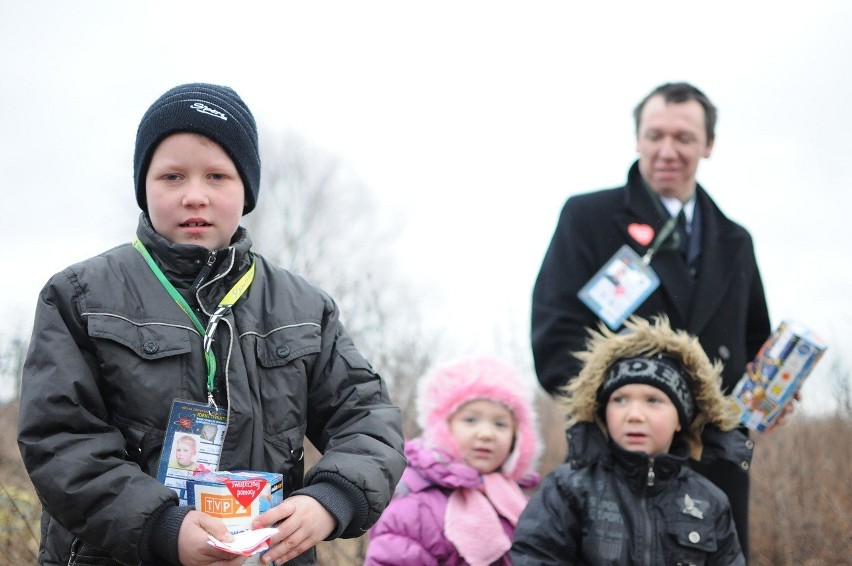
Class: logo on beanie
601,356,695,424
190,102,227,121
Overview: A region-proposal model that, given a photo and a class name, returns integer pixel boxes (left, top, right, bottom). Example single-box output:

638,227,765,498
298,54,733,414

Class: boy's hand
178,510,248,566
252,495,337,564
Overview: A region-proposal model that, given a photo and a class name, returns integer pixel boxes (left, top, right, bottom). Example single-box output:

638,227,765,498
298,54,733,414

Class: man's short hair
633,82,717,143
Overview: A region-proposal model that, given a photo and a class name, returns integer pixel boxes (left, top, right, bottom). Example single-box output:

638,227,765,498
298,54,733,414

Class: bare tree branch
246,131,433,423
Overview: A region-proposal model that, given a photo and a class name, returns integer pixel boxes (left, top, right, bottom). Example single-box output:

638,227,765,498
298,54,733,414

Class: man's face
636,95,714,202
146,132,245,250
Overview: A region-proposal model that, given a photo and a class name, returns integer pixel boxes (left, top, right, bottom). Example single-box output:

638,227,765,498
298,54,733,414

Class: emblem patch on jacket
681,493,708,519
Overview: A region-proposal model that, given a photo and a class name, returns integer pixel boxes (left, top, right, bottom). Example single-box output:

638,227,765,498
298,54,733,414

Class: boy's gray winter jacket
511,422,746,565
18,216,406,565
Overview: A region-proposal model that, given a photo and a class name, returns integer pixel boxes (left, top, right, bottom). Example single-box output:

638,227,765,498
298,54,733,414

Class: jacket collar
135,213,254,304
610,435,686,494
567,422,686,495
617,161,747,335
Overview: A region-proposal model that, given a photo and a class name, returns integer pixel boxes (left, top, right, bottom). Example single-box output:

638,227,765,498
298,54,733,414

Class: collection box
731,320,827,432
191,471,284,564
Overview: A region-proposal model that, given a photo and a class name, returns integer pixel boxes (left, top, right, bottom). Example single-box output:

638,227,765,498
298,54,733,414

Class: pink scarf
444,473,528,566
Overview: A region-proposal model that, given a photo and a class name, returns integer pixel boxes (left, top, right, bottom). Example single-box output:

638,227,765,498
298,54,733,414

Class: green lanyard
641,207,686,265
132,238,256,399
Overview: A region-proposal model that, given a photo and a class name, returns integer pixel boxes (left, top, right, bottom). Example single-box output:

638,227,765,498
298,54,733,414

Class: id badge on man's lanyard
577,209,682,330
133,238,255,504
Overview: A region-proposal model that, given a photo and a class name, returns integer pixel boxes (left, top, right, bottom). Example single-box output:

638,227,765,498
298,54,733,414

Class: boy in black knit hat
18,83,406,566
512,316,750,565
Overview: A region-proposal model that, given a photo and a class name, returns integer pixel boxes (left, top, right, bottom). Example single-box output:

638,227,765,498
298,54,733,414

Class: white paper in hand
207,527,279,556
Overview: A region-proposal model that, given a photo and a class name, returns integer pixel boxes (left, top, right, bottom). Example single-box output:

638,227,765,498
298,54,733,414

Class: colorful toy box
731,320,827,431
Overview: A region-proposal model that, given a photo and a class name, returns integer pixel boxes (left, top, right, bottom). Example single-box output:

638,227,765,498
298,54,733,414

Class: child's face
605,383,681,456
146,133,245,250
175,441,196,466
448,399,515,474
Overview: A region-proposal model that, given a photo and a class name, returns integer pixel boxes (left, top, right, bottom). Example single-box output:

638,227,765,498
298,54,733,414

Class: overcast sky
2,2,850,413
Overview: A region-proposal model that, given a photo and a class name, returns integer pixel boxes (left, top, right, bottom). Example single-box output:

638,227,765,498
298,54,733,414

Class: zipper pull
647,456,656,487
190,250,218,295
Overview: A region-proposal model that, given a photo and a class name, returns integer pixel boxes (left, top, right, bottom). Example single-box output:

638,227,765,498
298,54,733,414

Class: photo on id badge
156,400,227,504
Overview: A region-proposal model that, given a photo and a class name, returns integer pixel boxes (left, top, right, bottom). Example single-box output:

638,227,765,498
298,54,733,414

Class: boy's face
175,441,196,466
448,399,515,474
146,133,245,250
605,383,681,456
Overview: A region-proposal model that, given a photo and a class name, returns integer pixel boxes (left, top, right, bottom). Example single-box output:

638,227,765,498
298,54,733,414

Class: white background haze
1,2,851,413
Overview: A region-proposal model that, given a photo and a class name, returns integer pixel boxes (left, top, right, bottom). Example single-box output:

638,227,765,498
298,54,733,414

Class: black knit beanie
597,354,696,430
134,83,260,214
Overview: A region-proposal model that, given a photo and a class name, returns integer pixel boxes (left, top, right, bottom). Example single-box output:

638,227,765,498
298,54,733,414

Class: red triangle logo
224,478,268,509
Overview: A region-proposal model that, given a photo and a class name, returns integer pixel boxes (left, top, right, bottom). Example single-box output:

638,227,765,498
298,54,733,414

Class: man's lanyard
132,238,256,401
641,207,685,265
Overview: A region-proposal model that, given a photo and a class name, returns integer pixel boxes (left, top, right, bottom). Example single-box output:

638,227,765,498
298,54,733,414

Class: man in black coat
531,82,771,559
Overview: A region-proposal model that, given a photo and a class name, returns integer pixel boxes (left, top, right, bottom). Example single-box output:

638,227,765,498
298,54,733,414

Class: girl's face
605,383,681,456
448,399,515,474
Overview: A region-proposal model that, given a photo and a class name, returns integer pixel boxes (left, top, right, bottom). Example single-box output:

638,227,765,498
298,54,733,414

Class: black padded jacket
18,215,406,565
511,423,746,566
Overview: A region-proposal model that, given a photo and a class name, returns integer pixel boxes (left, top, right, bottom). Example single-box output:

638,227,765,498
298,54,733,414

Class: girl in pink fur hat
365,357,542,566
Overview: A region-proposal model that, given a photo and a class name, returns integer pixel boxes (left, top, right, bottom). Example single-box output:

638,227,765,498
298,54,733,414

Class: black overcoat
532,161,771,395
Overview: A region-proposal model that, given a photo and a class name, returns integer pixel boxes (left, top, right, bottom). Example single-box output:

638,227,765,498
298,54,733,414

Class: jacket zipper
193,247,242,469
641,456,655,565
220,317,232,463
190,249,218,296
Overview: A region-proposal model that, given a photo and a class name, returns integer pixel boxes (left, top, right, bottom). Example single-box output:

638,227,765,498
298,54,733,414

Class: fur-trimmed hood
563,316,740,457
416,357,542,482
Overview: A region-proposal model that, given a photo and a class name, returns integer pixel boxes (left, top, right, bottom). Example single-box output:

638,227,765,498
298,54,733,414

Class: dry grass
3,398,850,564
748,415,852,565
0,402,40,564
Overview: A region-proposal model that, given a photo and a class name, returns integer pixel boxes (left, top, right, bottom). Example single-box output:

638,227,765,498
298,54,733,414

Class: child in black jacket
512,316,750,565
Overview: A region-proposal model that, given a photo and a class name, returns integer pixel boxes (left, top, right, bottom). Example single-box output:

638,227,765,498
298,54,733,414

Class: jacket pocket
252,323,321,434
665,520,718,565
69,538,119,566
113,414,165,474
253,322,322,368
87,313,193,360
85,314,198,425
263,423,307,492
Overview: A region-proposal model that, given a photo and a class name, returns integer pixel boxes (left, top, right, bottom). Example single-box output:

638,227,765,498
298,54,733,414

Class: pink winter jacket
365,439,532,565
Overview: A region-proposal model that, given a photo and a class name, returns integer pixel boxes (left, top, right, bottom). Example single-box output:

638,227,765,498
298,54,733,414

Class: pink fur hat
416,357,541,481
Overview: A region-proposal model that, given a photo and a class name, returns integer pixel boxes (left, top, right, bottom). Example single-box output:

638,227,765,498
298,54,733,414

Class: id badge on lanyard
156,399,228,505
577,209,683,330
578,245,659,330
